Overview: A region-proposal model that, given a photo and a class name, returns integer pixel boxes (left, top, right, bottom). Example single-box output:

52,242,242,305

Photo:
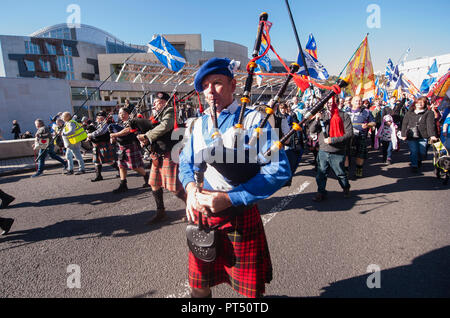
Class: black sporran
186,213,218,263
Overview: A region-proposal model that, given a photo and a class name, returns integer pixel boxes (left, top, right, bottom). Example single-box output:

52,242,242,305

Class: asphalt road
1,142,449,298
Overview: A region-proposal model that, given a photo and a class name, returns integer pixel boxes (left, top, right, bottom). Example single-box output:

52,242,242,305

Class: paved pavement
0,143,449,298
0,153,92,177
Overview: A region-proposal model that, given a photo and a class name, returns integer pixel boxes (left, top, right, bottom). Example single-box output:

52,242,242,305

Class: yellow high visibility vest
65,120,87,144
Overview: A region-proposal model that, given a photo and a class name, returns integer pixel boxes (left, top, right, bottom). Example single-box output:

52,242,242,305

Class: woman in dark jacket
11,120,21,139
401,96,438,172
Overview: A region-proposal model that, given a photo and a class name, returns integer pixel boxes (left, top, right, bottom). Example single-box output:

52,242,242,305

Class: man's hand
137,134,149,147
196,189,232,215
185,183,203,223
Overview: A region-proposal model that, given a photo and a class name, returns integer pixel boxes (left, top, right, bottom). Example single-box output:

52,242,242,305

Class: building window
62,44,73,56
24,60,35,71
57,56,74,72
46,43,57,55
40,59,51,72
25,41,40,54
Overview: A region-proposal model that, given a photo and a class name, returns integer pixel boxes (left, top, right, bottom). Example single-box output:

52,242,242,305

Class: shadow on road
320,245,450,298
0,207,186,248
8,187,149,208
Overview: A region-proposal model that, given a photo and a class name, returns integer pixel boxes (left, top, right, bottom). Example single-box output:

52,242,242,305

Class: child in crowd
375,114,399,164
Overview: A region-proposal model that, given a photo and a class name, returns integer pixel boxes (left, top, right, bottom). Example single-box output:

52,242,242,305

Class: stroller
432,139,450,185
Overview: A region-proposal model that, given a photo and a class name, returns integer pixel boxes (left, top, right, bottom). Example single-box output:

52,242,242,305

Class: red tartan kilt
92,141,116,165
149,153,182,192
118,143,144,170
188,204,273,298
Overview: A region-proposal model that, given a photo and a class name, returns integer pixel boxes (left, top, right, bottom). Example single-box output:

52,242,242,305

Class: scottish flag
427,59,438,76
256,44,272,72
420,77,436,93
385,58,394,79
297,50,329,80
147,34,186,72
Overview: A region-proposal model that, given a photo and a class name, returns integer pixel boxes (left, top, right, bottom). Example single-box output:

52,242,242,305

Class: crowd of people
1,56,449,299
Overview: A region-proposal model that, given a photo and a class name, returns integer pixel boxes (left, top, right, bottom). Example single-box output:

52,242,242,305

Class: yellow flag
344,35,376,100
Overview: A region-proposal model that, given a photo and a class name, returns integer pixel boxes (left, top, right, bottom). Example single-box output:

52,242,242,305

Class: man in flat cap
178,57,291,298
137,92,186,224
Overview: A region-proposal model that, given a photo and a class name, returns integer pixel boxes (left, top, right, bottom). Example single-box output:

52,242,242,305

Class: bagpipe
192,12,349,188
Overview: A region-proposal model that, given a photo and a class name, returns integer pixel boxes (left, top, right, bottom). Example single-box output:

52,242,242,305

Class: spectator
345,96,376,178
374,114,399,164
11,120,21,139
401,96,438,173
31,119,67,178
61,112,87,175
310,97,353,202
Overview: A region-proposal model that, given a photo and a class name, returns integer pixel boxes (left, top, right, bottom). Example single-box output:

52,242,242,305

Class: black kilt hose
92,141,117,165
188,204,272,298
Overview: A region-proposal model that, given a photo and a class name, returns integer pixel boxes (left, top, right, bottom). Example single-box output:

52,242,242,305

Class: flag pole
284,0,317,100
336,34,368,81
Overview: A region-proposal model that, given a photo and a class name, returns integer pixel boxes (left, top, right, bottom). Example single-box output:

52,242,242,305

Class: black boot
91,165,103,182
142,172,150,188
113,179,128,194
0,217,14,235
148,188,166,224
0,190,15,209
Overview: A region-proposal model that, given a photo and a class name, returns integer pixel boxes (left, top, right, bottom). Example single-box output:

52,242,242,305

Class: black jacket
310,110,353,154
401,109,436,140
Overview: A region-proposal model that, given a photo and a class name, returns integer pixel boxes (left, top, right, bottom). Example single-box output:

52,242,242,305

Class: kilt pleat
92,141,116,165
188,204,273,298
118,142,144,170
149,153,182,192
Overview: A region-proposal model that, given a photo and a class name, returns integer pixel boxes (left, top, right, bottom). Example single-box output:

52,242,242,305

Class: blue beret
194,58,234,92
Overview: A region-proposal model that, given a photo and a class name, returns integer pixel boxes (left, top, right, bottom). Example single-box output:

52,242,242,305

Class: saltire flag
305,34,318,59
427,59,438,76
147,34,186,72
254,64,263,87
344,35,376,100
385,58,395,79
296,49,329,80
381,88,389,103
256,44,272,72
395,74,420,98
420,77,437,94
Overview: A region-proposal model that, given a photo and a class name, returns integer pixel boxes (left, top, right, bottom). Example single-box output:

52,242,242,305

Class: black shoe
91,175,103,182
64,170,74,175
0,195,15,209
147,208,166,224
75,170,86,175
113,181,128,194
0,218,14,235
411,166,419,173
143,172,150,188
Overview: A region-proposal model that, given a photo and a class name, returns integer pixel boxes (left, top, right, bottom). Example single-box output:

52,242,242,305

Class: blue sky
1,0,449,75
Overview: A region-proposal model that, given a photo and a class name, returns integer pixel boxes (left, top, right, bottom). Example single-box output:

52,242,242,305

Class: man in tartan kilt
137,92,186,224
109,107,149,194
86,111,120,182
179,58,291,298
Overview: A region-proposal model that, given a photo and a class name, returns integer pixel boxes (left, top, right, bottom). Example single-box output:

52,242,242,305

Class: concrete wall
0,77,72,140
0,139,35,159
